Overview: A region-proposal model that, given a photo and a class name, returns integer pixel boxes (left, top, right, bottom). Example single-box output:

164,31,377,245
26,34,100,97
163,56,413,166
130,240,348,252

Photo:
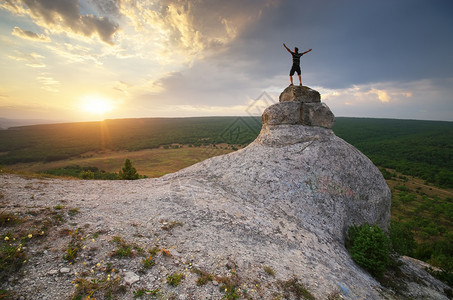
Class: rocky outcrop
173,87,391,245
263,85,335,128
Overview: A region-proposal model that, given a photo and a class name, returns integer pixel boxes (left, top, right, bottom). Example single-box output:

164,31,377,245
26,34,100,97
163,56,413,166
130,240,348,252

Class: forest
1,116,451,187
333,117,453,188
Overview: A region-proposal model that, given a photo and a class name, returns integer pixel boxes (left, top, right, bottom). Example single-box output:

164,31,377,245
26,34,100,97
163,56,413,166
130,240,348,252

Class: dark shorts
290,65,301,76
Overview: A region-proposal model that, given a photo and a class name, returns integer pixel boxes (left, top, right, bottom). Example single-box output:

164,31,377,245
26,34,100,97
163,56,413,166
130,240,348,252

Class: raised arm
302,48,312,55
283,43,292,53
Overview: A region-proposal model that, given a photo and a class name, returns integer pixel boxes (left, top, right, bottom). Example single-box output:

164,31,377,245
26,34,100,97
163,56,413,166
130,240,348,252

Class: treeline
40,159,146,180
40,165,119,180
0,117,261,165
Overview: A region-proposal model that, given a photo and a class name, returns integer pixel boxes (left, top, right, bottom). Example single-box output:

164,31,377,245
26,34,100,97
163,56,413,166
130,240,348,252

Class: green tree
118,159,140,180
346,223,391,277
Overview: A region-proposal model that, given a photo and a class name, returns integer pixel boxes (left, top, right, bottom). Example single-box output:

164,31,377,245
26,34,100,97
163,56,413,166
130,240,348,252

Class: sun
80,95,114,115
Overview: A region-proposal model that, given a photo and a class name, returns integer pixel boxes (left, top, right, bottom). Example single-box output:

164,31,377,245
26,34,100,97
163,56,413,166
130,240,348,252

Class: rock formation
1,85,450,299
157,85,448,298
192,85,391,243
262,85,335,128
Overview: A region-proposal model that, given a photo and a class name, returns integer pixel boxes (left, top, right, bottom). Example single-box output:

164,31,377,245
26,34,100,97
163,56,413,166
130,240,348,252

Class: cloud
1,0,119,44
84,0,120,18
320,84,408,110
113,80,130,95
45,42,103,64
117,0,280,64
12,26,50,41
8,50,45,67
319,79,453,121
37,73,60,92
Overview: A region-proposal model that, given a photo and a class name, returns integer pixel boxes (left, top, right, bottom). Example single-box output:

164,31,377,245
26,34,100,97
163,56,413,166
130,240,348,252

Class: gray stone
59,267,71,274
261,101,302,125
263,86,333,128
301,102,335,128
279,85,321,103
156,122,394,298
47,270,58,276
124,271,140,285
262,101,334,128
184,124,391,240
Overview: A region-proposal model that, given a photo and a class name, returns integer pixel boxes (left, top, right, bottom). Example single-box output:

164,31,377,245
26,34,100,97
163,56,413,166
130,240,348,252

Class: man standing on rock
283,43,312,86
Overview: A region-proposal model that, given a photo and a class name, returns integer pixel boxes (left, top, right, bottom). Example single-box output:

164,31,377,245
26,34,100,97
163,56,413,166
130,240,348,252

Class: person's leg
290,66,296,85
296,67,302,85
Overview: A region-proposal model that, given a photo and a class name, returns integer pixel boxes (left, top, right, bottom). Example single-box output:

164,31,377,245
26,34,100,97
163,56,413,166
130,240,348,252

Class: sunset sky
0,0,452,123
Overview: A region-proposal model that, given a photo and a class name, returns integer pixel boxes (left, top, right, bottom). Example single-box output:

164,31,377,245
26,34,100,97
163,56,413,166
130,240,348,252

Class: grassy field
5,145,234,178
384,169,453,272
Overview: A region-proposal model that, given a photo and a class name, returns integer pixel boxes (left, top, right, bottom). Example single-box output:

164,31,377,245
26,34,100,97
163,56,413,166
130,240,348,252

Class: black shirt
291,52,303,66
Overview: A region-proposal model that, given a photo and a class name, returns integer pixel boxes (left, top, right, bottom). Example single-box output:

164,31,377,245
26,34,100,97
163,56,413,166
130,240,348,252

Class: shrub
263,266,275,276
80,170,94,179
278,277,315,300
167,272,184,286
346,223,391,277
192,268,214,286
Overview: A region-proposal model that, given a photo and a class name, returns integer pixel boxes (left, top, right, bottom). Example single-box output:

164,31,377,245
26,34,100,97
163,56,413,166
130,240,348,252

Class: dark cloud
6,0,119,44
212,0,453,89
12,26,50,41
135,0,453,120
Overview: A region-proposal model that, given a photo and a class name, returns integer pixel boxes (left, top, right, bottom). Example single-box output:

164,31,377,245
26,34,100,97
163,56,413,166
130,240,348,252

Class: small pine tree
118,159,140,180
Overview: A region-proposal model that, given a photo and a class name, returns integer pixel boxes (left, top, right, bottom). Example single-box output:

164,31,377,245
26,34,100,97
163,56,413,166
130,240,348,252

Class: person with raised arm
283,43,312,85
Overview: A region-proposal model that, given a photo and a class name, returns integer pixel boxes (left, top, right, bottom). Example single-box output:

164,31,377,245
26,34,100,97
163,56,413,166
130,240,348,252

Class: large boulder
152,86,395,298
279,85,321,102
188,124,391,241
262,85,335,128
302,102,335,128
261,101,302,125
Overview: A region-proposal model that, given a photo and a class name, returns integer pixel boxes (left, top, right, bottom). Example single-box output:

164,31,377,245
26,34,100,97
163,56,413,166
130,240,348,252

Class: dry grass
5,146,235,178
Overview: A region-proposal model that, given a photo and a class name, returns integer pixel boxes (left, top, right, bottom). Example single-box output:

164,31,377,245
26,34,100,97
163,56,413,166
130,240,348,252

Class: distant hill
0,117,66,130
0,116,451,187
0,116,261,163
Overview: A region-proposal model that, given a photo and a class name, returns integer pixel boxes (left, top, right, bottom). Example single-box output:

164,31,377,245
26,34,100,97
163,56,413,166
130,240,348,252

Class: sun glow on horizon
80,95,114,115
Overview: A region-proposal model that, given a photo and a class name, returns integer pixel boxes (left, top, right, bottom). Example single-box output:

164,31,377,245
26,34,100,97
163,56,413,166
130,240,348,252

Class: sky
0,0,452,123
